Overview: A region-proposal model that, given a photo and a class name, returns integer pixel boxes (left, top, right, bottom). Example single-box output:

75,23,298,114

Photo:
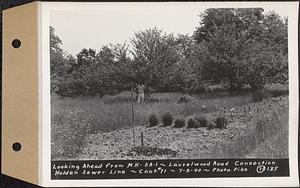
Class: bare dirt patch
76,96,288,160
78,122,245,160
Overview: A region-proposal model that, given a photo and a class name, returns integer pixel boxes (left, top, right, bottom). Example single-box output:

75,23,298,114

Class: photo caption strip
51,159,289,179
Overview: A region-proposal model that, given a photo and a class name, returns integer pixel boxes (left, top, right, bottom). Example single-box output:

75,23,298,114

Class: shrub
195,116,208,127
207,122,215,130
174,118,185,128
187,117,198,128
162,112,173,126
148,114,159,127
215,115,228,129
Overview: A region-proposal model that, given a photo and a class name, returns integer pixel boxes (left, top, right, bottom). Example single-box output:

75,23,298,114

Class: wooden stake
141,131,144,147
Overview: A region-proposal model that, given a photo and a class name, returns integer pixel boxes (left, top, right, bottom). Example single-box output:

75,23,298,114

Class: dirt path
78,119,245,160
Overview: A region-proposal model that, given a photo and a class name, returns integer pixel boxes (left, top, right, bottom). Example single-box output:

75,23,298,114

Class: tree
241,11,288,88
260,11,288,85
168,34,206,93
61,44,133,97
50,27,66,76
130,27,179,92
50,26,70,94
97,43,133,95
194,8,264,89
194,8,288,89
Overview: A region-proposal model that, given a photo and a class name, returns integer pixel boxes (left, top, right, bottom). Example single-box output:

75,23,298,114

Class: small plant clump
148,114,159,127
207,122,215,130
195,116,208,127
215,115,228,129
174,118,185,128
129,146,178,157
187,117,199,128
162,112,174,126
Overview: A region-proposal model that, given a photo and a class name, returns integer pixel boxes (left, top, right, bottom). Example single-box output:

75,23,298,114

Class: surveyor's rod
131,82,136,147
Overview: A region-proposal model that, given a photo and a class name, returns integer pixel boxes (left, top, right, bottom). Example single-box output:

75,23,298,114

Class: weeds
51,86,288,160
207,122,215,130
51,108,89,159
208,97,288,158
128,146,178,157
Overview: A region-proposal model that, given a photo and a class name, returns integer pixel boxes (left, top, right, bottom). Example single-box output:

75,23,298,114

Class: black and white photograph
50,4,289,162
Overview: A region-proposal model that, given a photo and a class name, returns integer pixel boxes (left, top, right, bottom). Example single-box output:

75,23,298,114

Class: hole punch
12,39,21,48
12,142,21,152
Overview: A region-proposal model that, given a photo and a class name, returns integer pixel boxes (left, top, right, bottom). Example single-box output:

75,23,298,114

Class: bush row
148,113,228,129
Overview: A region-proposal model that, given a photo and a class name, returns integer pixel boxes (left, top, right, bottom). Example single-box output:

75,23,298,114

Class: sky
49,3,289,56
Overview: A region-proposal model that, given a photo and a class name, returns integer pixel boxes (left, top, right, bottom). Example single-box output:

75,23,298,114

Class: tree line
50,8,288,97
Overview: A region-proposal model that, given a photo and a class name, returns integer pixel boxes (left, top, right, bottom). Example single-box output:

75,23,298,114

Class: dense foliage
195,116,208,127
50,8,288,97
187,117,199,128
148,114,159,127
162,112,174,126
194,9,288,89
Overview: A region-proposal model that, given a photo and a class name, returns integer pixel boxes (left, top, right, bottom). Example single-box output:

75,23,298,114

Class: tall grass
51,84,288,159
208,97,288,158
52,89,286,132
51,108,91,159
52,94,253,133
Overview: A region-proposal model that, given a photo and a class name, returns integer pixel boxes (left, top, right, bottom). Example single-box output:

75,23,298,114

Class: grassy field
51,84,289,159
208,96,288,158
76,96,288,160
